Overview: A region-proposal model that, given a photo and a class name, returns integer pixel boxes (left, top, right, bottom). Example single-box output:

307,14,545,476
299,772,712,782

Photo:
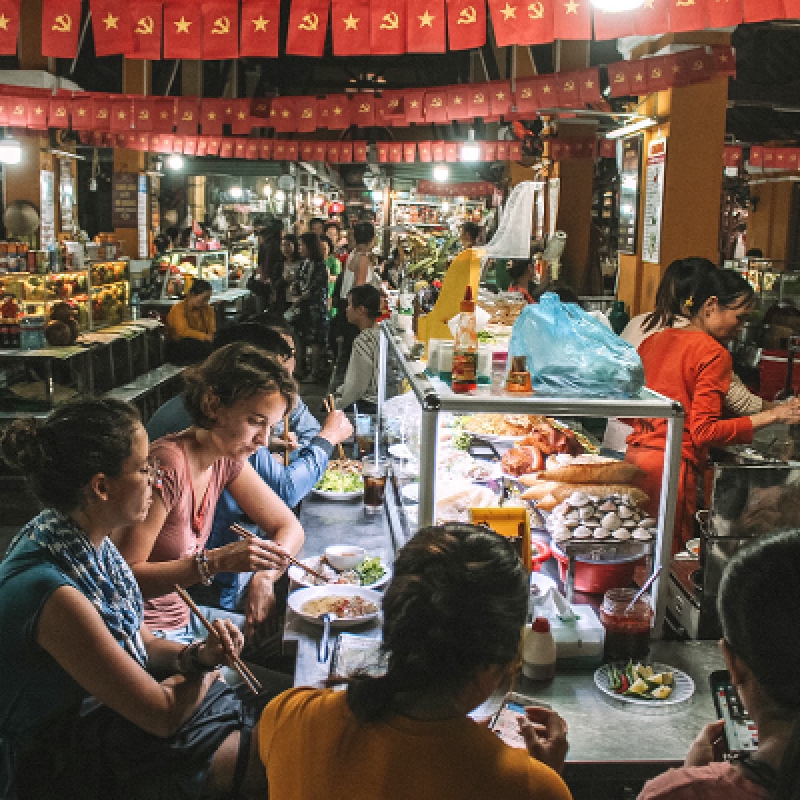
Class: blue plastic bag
507,293,644,397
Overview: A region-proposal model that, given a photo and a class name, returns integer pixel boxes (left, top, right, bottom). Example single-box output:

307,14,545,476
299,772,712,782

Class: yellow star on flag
103,12,118,29
175,16,191,33
0,13,9,30
564,0,579,13
419,9,435,26
343,12,359,29
253,15,269,30
500,2,516,19
410,100,419,108
585,79,594,88
333,106,343,115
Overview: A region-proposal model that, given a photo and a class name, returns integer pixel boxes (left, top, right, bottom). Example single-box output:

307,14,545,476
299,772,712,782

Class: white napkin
447,305,491,337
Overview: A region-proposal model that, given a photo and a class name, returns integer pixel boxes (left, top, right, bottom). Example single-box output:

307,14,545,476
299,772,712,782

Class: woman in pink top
639,531,800,800
114,342,304,643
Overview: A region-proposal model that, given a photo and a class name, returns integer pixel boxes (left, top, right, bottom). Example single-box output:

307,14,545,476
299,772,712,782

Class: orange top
259,688,572,800
165,299,216,343
627,329,753,467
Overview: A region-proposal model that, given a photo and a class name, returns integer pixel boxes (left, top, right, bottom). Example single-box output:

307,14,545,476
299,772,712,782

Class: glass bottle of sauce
451,285,477,393
600,588,652,662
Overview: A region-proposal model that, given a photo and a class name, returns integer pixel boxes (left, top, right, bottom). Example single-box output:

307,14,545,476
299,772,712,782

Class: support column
18,0,47,70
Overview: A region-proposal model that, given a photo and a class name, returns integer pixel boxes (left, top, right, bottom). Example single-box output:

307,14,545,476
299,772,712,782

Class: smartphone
489,692,550,750
710,670,758,755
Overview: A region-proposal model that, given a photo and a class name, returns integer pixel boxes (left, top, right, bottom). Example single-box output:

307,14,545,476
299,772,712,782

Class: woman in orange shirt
626,269,800,551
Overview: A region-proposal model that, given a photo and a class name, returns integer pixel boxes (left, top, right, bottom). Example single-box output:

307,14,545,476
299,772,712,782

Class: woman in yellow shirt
258,524,572,800
165,279,216,364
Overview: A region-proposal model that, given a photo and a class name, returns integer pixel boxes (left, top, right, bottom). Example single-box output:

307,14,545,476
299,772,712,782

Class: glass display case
155,248,230,299
229,242,257,287
0,260,130,331
376,322,684,637
726,259,800,314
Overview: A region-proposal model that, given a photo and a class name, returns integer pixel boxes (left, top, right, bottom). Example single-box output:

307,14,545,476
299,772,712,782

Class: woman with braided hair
257,524,572,800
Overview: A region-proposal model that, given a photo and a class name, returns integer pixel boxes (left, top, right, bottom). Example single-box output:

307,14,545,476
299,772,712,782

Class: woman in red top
626,269,800,550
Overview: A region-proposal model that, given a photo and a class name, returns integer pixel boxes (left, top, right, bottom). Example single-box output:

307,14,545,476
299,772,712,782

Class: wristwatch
194,549,213,586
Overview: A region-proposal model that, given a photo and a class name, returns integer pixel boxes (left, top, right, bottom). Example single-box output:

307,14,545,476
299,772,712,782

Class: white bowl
325,545,366,571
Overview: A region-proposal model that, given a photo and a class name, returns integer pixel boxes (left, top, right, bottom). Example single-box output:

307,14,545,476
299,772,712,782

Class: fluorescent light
433,165,449,182
167,153,184,170
0,138,21,164
275,190,286,202
229,186,243,199
605,117,658,140
371,190,383,203
591,0,643,9
441,201,450,212
460,144,482,162
262,184,272,197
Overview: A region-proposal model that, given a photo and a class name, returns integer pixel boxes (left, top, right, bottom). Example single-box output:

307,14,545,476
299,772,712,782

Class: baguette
521,483,649,510
539,454,640,485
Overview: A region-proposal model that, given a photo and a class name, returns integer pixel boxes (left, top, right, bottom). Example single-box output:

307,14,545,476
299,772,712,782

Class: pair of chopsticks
173,584,262,695
230,522,330,584
282,411,291,467
322,394,347,462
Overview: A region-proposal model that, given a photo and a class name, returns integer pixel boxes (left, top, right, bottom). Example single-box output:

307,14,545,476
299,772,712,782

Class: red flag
240,0,280,57
164,3,202,59
259,140,272,159
370,0,406,54
432,140,445,161
712,45,736,77
251,98,271,119
389,142,403,162
403,142,416,162
468,84,489,117
749,145,763,169
377,90,405,125
325,95,351,129
273,140,288,159
231,99,252,134
0,0,20,56
489,81,512,116
667,0,707,32
220,139,234,158
93,97,111,130
488,0,524,46
49,97,69,128
708,0,742,27
608,61,631,97
42,0,81,58
90,0,133,56
447,87,470,121
558,74,581,109
202,99,224,135
154,98,175,132
787,149,800,171
445,142,458,162
133,97,154,130
184,136,198,155
27,101,48,130
578,67,602,104
538,75,559,106
353,141,368,162
72,96,92,129
686,48,712,83
353,94,376,127
785,0,800,16
285,142,299,160
332,0,370,54
286,0,330,56
196,137,208,156
110,99,131,131
405,90,425,122
340,142,353,161
553,0,590,40
206,136,220,155
407,0,446,52
327,142,341,161
418,141,432,161
508,141,521,160
295,97,317,133
763,148,777,170
127,1,162,59
593,7,635,40
425,89,448,123
481,141,496,161
202,2,239,59
377,142,389,163
446,0,485,49
496,141,509,160
7,97,26,128
723,145,742,169
176,98,199,134
743,0,782,22
645,55,671,92
234,139,247,158
172,135,185,153
515,77,539,113
598,138,615,158
633,0,668,35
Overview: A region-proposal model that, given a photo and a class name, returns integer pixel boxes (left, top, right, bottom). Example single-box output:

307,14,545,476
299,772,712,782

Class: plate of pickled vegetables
312,461,364,499
594,661,695,706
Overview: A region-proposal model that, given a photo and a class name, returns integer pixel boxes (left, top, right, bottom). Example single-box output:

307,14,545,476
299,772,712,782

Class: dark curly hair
344,524,528,722
182,342,296,429
0,398,141,512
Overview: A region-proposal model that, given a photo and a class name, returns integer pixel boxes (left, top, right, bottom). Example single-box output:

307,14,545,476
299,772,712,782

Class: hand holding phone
710,670,758,757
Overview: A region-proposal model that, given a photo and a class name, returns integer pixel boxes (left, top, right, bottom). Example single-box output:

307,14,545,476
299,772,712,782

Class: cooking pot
552,542,646,595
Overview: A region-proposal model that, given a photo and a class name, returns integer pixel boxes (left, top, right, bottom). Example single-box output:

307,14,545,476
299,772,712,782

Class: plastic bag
507,293,644,397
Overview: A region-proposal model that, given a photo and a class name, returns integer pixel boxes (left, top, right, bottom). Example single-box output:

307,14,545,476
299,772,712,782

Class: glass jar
600,588,652,662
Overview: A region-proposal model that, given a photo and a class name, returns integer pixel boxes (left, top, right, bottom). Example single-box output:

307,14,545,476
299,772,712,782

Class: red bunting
645,55,672,92
723,145,742,169
552,0,590,40
354,141,368,162
184,136,198,155
558,74,581,109
446,0,485,49
0,0,20,57
340,142,353,161
42,0,82,58
230,99,252,134
110,99,130,131
403,142,416,162
353,94,376,127
578,67,602,104
127,1,162,59
593,6,634,40
202,2,239,59
712,45,736,78
90,0,133,56
487,0,524,46
407,0,446,52
220,139,234,158
370,0,406,54
295,96,317,133
332,0,370,55
240,0,280,57
539,75,559,106
176,98,199,135
7,97,26,127
323,94,351,129
489,80,512,116
405,90,425,123
743,0,783,22
467,84,489,117
432,140,445,161
286,0,330,56
633,0,668,35
749,146,763,169
667,0,707,32
259,140,271,159
93,97,111,130
154,98,175,132
515,78,539,113
202,99,224,135
49,96,70,128
418,140,432,161
707,0,742,27
234,139,247,158
377,142,389,163
72,96,92,129
27,101,48,130
271,97,296,133
163,3,202,59
598,138,615,159
133,97,154,130
447,87,470,121
424,89,448,123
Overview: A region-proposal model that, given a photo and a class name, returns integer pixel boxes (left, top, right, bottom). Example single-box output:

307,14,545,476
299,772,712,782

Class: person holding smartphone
638,530,800,800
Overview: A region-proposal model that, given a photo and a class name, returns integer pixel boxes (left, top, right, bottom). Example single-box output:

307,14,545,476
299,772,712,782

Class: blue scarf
9,509,148,667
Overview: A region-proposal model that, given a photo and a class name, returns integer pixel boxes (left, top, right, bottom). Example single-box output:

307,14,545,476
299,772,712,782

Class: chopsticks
282,411,291,467
173,584,262,694
230,522,330,584
323,394,347,462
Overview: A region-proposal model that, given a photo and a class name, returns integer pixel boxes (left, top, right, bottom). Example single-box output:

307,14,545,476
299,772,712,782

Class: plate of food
312,460,364,499
461,413,547,442
288,553,390,589
287,585,382,629
594,661,695,706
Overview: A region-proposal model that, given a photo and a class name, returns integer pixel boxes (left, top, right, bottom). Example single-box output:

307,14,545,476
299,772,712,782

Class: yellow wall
746,180,794,261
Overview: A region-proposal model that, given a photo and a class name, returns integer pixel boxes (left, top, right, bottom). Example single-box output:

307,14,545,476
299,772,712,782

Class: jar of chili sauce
600,588,652,662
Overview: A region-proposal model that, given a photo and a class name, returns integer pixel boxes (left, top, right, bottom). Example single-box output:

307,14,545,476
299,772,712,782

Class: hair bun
0,418,46,474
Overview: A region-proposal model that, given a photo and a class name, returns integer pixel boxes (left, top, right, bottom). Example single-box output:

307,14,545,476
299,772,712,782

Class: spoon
318,612,335,663
625,566,663,615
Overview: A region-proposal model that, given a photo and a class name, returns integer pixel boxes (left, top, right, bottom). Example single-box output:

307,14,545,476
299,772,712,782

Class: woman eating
113,342,303,645
625,269,800,550
258,523,572,800
0,399,267,798
165,278,216,365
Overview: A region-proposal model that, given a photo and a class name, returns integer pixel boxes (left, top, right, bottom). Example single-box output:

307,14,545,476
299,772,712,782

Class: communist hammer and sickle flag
447,0,485,49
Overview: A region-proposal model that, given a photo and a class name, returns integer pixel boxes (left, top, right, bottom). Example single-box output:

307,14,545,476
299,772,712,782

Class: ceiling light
605,117,658,140
229,186,243,199
262,184,272,197
0,137,21,165
433,165,449,182
441,201,450,212
591,0,644,10
460,144,482,162
167,153,184,170
275,189,286,202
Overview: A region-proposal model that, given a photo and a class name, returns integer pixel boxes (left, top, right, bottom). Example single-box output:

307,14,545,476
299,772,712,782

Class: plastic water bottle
131,290,140,320
522,617,557,683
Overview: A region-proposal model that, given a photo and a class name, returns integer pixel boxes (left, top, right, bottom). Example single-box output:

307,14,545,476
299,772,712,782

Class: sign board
548,178,560,237
642,138,667,264
59,159,74,233
618,138,640,255
112,172,139,228
40,169,55,248
137,174,148,258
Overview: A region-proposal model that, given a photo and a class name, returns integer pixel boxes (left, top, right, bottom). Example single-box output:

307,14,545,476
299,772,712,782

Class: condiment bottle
451,285,478,393
505,355,533,393
522,617,556,683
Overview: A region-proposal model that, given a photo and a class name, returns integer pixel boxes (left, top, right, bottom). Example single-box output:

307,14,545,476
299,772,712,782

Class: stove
666,558,722,640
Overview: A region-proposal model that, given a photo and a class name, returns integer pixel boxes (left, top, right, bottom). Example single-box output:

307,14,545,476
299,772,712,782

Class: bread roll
521,483,649,510
541,456,640,485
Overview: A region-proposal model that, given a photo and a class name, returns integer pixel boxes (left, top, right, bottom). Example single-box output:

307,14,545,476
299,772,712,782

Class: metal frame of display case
158,249,230,299
377,322,685,638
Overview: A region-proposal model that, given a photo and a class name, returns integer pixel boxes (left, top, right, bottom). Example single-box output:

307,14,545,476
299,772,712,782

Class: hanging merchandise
483,181,537,260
